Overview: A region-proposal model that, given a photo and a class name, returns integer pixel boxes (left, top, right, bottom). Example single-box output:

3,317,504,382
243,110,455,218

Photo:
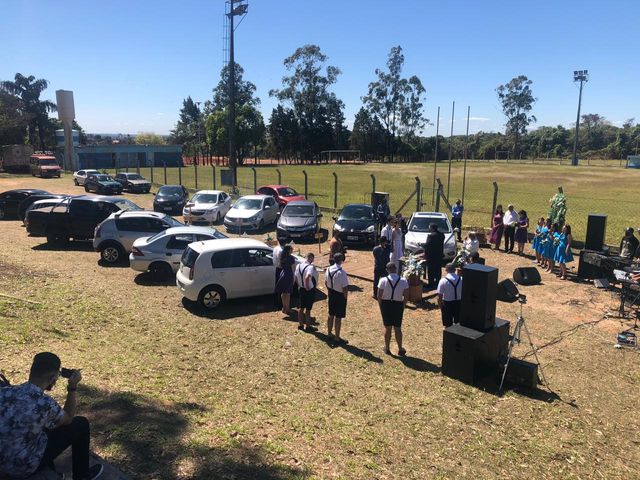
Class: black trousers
274,267,283,309
427,260,442,288
441,300,461,327
504,226,515,252
39,416,90,480
451,217,462,241
373,267,387,298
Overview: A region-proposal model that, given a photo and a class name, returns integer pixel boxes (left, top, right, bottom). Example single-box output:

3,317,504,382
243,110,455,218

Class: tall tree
0,90,29,145
0,73,57,150
171,96,201,148
268,105,298,162
362,46,427,161
496,75,537,157
350,107,386,160
269,44,346,161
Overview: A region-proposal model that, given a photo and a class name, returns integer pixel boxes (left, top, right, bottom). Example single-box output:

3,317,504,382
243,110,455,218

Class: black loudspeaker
577,249,604,279
513,267,541,285
442,318,510,384
460,264,498,331
585,214,607,252
500,358,539,389
497,279,519,302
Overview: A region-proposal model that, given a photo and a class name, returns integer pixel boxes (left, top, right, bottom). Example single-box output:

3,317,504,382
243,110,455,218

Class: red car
256,185,306,207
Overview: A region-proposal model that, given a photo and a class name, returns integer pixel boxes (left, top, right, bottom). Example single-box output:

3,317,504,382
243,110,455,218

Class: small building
74,144,183,170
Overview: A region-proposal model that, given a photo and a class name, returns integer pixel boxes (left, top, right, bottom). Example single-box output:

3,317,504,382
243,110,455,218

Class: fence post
194,163,198,190
370,174,376,204
163,163,167,184
332,172,338,209
251,167,257,192
212,165,216,190
415,177,421,212
302,170,308,199
435,182,442,212
125,165,129,173
150,165,154,184
276,168,282,185
491,181,499,226
178,165,182,186
558,185,563,194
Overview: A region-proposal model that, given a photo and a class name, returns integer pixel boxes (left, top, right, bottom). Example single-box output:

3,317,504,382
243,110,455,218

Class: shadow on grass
396,355,441,373
31,241,94,252
133,272,176,287
313,331,383,363
182,294,279,320
80,384,310,479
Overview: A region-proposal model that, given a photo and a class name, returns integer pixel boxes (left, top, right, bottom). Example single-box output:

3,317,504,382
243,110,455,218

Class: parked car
153,185,190,215
93,210,183,264
176,238,276,310
25,198,72,218
84,174,123,195
276,200,322,241
256,185,306,208
332,204,377,246
0,189,49,220
183,190,232,225
114,172,152,193
223,195,279,231
29,155,61,178
403,211,458,261
73,169,100,186
18,194,68,221
129,226,227,278
25,195,142,246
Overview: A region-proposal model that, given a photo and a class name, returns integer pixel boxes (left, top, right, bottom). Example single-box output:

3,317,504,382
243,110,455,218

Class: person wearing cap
451,199,464,242
377,262,409,356
502,204,518,253
0,352,103,480
325,252,349,344
372,236,392,299
437,263,463,327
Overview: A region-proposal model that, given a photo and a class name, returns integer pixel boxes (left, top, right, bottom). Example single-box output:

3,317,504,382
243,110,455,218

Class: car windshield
408,217,451,233
283,205,314,217
96,175,113,181
191,193,218,204
234,198,262,210
158,186,183,196
339,205,374,221
165,216,184,227
113,199,143,211
277,187,298,197
38,159,58,166
147,230,168,242
126,174,143,180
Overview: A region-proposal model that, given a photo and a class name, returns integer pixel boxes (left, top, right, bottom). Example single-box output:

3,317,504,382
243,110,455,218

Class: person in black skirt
324,252,349,344
377,262,409,356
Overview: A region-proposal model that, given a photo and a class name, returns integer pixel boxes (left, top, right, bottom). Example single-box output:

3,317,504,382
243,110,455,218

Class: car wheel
46,229,69,247
198,285,226,310
100,243,125,264
84,185,90,192
74,179,79,186
149,261,173,279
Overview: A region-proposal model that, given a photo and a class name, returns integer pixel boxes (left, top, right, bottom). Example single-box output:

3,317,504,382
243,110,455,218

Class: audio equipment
460,264,498,331
513,267,541,286
497,279,519,302
585,214,607,252
499,358,539,389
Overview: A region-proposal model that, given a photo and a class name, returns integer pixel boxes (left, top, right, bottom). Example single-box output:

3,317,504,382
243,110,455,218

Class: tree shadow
312,331,383,363
77,384,310,479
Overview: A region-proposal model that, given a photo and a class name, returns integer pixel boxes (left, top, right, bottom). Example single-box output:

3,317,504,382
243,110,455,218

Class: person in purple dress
514,210,529,256
275,245,296,314
489,204,504,250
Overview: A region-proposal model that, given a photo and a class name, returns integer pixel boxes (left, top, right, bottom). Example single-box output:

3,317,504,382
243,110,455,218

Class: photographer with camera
0,352,103,480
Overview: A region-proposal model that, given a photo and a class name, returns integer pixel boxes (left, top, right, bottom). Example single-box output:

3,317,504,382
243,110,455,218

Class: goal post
320,150,361,164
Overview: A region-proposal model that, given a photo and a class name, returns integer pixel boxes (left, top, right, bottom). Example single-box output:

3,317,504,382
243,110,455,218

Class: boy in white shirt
377,262,409,356
295,252,318,332
324,253,349,344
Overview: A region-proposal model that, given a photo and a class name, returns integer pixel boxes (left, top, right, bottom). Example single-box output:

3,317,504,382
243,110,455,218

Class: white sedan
223,194,279,231
404,212,458,261
183,190,232,225
129,226,227,278
73,169,100,186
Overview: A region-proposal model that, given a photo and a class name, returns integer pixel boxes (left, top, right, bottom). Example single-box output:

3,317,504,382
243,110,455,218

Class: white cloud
156,112,165,116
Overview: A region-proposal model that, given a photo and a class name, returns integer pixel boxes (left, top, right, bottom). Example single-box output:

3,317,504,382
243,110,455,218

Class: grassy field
112,161,639,246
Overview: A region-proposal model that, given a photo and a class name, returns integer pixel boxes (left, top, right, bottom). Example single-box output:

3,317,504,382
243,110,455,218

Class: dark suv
84,174,123,195
115,172,152,193
153,185,189,215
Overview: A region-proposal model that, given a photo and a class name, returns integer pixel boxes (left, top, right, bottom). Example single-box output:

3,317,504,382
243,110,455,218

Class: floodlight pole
461,105,470,205
571,70,588,166
446,100,455,198
431,106,440,205
228,2,237,187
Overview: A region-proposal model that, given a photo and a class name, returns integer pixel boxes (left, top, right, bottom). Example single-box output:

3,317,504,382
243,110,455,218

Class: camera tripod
498,295,548,393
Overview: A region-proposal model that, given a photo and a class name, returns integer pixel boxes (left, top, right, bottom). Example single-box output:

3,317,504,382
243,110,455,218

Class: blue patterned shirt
0,382,64,477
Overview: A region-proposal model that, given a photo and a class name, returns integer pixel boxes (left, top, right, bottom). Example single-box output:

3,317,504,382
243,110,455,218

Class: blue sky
1,0,638,135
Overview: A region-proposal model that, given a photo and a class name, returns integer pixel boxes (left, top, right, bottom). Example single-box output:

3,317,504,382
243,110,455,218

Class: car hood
336,219,374,231
155,195,184,203
128,179,150,185
99,181,121,187
282,195,306,203
132,236,153,248
188,202,220,211
406,231,456,246
279,215,315,228
227,208,260,219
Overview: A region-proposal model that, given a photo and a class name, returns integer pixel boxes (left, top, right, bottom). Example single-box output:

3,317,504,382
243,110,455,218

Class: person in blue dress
537,219,551,269
544,223,559,273
532,217,545,265
554,224,574,280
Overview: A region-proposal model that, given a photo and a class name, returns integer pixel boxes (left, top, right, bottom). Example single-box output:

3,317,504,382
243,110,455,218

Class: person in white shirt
502,204,518,253
436,263,463,327
295,252,319,332
380,217,393,243
389,221,404,271
377,262,409,356
463,232,480,256
324,252,349,344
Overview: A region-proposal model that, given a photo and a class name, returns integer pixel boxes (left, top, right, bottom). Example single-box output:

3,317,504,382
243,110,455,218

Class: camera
60,367,74,378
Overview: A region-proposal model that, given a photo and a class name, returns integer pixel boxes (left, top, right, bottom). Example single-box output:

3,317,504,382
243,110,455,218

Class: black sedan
332,204,377,246
277,200,322,242
84,174,123,195
115,172,152,193
0,189,49,220
18,194,69,221
153,185,189,215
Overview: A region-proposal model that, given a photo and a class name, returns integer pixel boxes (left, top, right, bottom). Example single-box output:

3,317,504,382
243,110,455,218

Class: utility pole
431,106,440,205
446,101,455,198
571,70,588,166
195,101,202,165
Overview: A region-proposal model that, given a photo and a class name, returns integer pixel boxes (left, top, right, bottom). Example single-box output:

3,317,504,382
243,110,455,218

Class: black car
153,185,189,215
114,172,152,193
332,204,377,246
84,174,123,195
0,189,49,220
276,200,322,241
18,194,69,221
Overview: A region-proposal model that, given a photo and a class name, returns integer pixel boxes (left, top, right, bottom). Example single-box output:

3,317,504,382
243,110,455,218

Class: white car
129,226,227,278
223,194,279,231
176,238,276,310
183,190,232,225
73,169,100,186
404,212,458,261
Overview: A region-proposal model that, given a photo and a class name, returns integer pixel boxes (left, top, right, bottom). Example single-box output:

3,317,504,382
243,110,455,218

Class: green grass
110,161,639,245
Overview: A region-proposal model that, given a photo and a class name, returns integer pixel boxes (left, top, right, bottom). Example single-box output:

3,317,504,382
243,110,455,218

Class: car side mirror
454,227,460,233
276,211,281,216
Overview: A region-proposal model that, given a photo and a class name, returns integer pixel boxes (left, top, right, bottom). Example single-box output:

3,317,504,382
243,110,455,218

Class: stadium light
571,70,589,166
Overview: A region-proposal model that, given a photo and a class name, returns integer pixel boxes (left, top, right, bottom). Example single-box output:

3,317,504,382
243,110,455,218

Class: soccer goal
495,150,511,162
320,150,361,164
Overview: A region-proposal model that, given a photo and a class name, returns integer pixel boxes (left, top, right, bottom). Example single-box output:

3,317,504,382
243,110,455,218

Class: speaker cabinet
460,264,498,331
500,358,539,389
585,214,607,252
513,267,541,285
497,279,519,302
577,249,604,279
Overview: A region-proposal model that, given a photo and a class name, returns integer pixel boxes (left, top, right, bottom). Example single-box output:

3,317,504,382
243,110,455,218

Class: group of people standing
489,204,530,255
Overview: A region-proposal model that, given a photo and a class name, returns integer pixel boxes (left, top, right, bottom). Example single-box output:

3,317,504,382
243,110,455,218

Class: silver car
93,211,183,264
73,169,100,186
183,190,232,225
223,194,279,231
129,226,227,278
